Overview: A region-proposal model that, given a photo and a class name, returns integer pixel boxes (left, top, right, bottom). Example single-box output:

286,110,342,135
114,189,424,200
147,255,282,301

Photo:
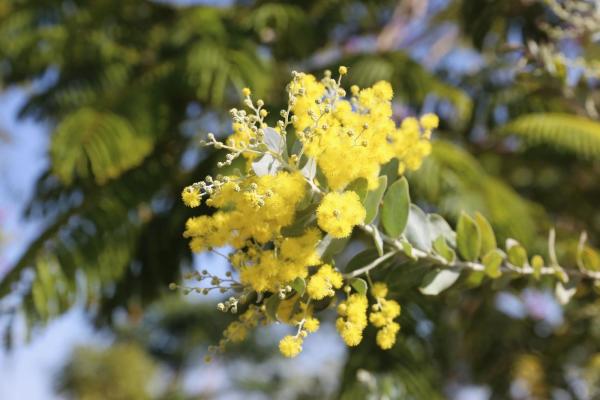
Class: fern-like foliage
50,108,154,185
499,113,600,160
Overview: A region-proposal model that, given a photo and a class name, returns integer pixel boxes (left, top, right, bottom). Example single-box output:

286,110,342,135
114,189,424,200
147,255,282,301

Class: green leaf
252,153,282,176
262,127,286,154
345,249,381,273
381,177,410,237
281,204,318,236
474,212,497,256
400,240,417,260
317,234,349,261
265,294,281,321
433,236,455,264
299,157,317,180
427,214,456,247
350,278,368,295
405,204,432,252
506,239,528,268
456,212,481,261
291,277,306,296
482,249,504,279
466,271,486,287
363,176,388,224
419,269,460,295
531,255,544,280
347,178,369,203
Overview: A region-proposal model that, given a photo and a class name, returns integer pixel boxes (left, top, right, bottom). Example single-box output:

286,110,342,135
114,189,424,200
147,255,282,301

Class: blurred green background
1,0,600,398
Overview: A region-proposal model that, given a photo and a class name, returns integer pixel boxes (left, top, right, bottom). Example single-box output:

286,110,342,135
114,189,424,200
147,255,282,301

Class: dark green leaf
345,249,380,273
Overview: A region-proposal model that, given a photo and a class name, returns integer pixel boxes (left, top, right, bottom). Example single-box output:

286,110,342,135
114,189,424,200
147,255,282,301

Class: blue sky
0,89,101,398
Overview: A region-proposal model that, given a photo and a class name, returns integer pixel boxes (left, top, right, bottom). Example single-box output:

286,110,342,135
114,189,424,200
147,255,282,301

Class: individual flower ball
316,191,366,238
303,317,320,333
306,264,343,300
370,282,388,298
181,186,201,208
376,322,400,350
279,335,303,358
419,113,439,130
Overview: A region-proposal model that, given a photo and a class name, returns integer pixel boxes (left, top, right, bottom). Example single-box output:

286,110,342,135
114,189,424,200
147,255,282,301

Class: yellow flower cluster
369,282,401,350
183,171,305,251
289,72,436,190
336,294,369,346
181,67,437,360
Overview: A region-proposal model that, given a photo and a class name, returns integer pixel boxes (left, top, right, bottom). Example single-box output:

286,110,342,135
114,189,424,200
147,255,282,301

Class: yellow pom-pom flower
303,317,320,333
317,191,366,238
279,335,303,358
307,264,343,300
370,282,388,298
181,186,201,208
376,322,400,350
420,113,439,130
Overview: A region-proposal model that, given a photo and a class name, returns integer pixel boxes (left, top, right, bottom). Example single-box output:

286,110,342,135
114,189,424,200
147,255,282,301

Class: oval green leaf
456,212,481,261
363,176,388,224
474,212,497,256
381,177,410,238
419,269,460,296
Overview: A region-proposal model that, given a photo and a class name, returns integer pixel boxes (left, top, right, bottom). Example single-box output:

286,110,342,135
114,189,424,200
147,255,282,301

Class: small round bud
338,66,348,75
242,87,251,97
